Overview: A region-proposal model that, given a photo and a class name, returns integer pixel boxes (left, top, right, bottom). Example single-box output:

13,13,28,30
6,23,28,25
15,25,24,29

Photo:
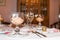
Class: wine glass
35,14,44,28
24,13,29,25
28,12,34,24
11,12,24,35
25,12,34,26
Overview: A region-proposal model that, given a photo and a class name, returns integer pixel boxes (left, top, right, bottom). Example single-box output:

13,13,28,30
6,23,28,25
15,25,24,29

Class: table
0,24,60,40
0,33,60,40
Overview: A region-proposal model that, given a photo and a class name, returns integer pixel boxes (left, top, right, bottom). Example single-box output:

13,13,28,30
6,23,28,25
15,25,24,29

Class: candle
42,26,47,32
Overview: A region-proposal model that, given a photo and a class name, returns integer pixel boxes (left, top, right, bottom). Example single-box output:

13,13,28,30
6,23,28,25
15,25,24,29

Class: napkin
0,31,10,34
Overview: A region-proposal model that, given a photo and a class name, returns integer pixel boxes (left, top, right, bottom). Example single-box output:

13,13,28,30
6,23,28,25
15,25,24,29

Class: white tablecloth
0,25,60,40
0,34,60,40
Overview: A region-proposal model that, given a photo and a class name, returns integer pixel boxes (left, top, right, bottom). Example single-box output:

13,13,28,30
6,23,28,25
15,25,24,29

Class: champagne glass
24,12,34,31
25,12,34,25
35,14,44,28
28,12,34,25
11,12,24,35
25,13,29,25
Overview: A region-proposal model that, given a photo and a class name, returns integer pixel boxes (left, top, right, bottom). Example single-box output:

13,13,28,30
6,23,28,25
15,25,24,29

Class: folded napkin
0,31,10,34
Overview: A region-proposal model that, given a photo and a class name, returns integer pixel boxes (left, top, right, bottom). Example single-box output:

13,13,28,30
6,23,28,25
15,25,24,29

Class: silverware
32,31,47,37
35,31,47,37
33,32,42,38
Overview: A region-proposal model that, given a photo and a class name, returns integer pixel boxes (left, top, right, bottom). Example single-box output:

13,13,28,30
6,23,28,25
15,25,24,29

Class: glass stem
15,25,20,33
39,22,41,27
27,19,28,25
16,25,19,28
